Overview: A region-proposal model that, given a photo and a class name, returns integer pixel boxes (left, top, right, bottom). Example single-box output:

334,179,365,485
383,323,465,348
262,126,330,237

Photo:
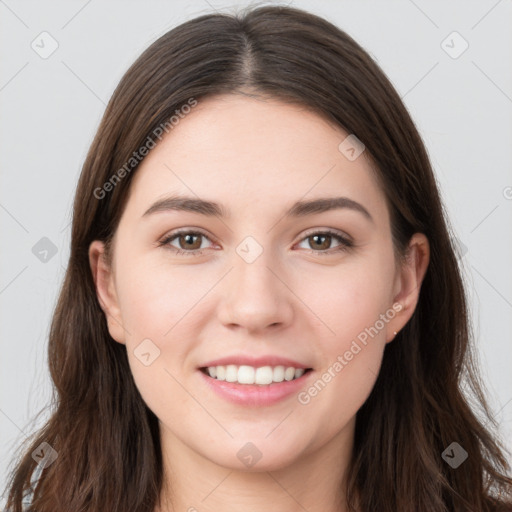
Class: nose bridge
232,234,282,304
217,234,293,331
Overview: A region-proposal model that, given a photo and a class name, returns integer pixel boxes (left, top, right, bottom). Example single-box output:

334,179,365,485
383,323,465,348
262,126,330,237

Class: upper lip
200,355,311,369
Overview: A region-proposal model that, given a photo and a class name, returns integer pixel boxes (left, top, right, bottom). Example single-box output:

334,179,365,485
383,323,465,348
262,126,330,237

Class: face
90,94,427,472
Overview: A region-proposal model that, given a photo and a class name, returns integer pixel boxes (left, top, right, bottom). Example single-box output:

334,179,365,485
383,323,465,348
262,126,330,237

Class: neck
155,419,356,512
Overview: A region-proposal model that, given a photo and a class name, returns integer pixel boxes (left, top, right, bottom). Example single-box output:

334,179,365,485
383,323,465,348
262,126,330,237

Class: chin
204,439,307,473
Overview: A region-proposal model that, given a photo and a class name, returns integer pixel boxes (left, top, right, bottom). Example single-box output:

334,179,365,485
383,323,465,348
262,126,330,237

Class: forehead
123,94,388,225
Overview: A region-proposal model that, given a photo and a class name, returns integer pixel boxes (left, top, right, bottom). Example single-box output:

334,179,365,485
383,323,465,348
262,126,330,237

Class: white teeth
284,367,296,381
273,365,285,382
238,365,255,384
204,364,308,385
294,368,305,379
255,366,273,385
216,366,226,381
225,364,238,382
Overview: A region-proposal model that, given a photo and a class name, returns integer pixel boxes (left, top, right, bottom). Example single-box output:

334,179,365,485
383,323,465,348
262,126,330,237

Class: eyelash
157,228,354,257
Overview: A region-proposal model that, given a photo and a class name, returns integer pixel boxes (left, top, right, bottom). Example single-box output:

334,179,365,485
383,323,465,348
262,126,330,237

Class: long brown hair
4,5,511,511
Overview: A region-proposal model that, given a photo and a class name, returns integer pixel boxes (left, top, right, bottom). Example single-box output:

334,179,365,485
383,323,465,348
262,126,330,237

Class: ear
386,232,430,343
88,240,127,345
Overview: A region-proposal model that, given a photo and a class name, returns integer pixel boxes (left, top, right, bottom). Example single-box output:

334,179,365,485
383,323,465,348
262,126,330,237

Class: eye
296,229,353,255
158,228,354,257
158,229,215,257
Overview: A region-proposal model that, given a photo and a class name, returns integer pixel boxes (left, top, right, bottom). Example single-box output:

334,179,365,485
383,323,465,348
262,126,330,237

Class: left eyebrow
287,197,373,223
142,194,374,224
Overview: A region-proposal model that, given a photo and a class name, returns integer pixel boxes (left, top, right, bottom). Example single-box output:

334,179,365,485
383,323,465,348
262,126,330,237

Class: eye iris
180,233,202,250
310,234,331,250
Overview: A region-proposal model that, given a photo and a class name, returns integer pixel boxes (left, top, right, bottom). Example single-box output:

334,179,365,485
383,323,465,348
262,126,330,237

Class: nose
216,248,294,334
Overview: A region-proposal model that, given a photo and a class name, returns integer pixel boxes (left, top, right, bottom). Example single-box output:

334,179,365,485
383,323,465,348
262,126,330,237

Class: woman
4,5,511,511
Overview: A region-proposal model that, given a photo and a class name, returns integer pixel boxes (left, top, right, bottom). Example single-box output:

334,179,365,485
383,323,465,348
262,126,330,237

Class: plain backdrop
1,0,511,498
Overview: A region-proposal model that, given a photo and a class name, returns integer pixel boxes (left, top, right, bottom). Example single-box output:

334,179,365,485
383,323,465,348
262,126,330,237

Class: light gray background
1,0,511,498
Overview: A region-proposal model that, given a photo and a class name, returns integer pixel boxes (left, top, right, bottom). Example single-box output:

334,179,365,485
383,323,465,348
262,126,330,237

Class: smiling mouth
200,365,313,386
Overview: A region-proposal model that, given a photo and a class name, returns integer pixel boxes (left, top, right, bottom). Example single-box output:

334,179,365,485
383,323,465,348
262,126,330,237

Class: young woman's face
91,94,424,472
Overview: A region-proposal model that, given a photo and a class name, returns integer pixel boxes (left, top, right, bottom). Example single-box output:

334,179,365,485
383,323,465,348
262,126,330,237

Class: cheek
115,260,199,418
115,257,210,342
294,254,394,347
293,256,393,416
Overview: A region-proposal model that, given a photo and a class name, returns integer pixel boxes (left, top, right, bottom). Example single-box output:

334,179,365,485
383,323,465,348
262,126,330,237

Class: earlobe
88,240,126,345
387,233,430,342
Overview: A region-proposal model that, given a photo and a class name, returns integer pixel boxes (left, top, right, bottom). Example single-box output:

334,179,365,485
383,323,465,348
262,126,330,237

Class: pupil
314,235,326,246
182,234,198,248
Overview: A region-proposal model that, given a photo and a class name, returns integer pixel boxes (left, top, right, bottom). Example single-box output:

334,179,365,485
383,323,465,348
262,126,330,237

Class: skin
89,93,429,512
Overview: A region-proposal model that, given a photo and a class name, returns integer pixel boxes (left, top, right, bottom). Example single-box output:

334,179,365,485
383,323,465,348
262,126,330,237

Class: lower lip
198,369,313,406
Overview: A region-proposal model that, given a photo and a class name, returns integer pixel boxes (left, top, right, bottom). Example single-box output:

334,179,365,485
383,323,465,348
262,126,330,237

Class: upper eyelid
163,227,215,244
298,227,352,242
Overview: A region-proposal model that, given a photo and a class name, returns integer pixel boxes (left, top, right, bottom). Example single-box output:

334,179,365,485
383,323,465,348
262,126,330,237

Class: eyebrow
142,195,374,223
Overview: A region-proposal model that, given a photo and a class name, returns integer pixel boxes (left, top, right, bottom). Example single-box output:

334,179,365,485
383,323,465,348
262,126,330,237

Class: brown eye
159,230,213,256
308,234,332,251
176,233,203,250
296,230,353,255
